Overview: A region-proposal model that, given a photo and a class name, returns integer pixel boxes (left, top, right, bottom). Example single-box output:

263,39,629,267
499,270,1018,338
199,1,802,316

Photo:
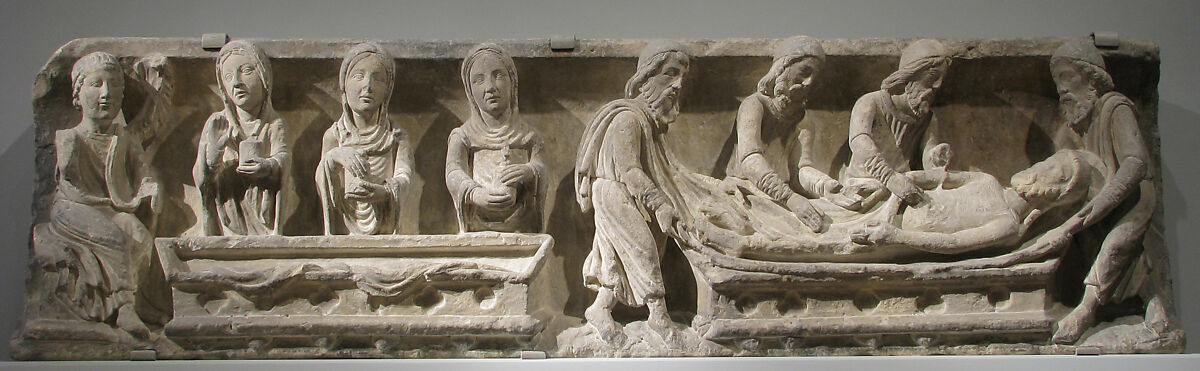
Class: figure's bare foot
851,220,896,245
1053,291,1099,344
116,304,150,339
1143,295,1172,336
585,301,626,347
647,299,682,350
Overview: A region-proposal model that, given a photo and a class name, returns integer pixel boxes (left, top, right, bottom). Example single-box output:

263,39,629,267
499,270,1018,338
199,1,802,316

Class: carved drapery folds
12,37,1183,360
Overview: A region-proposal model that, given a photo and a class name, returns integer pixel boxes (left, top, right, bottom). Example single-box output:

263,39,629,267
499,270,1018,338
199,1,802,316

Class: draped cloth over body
41,122,155,322
194,40,290,236
446,44,546,233
316,43,413,235
575,99,814,305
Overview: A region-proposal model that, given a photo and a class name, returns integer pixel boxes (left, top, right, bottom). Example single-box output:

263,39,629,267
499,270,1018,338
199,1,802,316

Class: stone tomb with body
11,37,1182,359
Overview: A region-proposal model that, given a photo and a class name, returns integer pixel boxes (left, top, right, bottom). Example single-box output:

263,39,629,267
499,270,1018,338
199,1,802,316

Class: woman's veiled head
461,44,518,121
340,43,395,118
216,40,272,114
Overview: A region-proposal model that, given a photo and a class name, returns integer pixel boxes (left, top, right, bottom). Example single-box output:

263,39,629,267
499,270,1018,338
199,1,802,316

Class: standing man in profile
1040,39,1178,345
843,39,951,208
574,40,692,347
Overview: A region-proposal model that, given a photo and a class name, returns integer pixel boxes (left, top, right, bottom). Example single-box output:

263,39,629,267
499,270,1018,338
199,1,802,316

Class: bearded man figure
843,39,951,209
726,36,859,233
574,41,692,347
1040,39,1180,345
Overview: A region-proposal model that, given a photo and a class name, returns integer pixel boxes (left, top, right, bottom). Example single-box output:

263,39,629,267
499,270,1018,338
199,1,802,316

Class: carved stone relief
10,36,1184,360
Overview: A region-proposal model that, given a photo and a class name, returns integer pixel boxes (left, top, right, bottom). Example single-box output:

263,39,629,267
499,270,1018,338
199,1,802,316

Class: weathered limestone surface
156,233,560,359
11,36,1183,360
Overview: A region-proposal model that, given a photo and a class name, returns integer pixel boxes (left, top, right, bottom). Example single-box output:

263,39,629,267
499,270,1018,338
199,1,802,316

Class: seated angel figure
850,147,1093,254
36,52,161,338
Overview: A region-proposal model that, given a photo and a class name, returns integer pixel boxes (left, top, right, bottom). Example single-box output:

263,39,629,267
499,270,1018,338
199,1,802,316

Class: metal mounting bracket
130,349,157,361
201,33,230,50
550,35,577,52
1092,31,1120,48
1074,346,1102,356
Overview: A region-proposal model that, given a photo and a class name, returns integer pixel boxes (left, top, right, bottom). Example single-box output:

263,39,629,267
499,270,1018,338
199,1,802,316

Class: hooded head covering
1051,38,1114,93
215,40,281,140
625,40,691,99
333,42,398,154
899,39,950,70
459,43,531,147
1052,38,1107,71
881,39,951,93
774,35,826,62
757,36,826,96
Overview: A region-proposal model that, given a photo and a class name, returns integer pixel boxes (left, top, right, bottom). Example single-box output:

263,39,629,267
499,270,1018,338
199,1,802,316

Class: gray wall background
0,0,1195,364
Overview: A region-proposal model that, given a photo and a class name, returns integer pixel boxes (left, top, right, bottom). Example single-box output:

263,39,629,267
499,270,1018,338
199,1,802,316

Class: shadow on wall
0,125,35,360
414,104,461,235
1158,100,1199,354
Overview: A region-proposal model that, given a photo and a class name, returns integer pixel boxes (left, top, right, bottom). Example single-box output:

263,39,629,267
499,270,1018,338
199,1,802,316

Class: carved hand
825,191,864,211
1025,224,1073,257
1067,204,1095,232
786,194,827,233
201,147,235,174
850,220,896,245
927,143,952,169
470,186,516,210
328,147,369,179
886,173,927,206
137,181,161,213
654,203,680,234
136,181,159,200
346,180,390,203
822,180,864,210
236,158,271,178
499,164,535,187
202,144,220,168
819,179,843,197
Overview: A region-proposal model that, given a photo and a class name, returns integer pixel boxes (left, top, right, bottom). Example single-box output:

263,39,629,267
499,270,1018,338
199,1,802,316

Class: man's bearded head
1051,39,1114,132
1057,79,1099,131
1011,149,1090,209
903,79,936,117
881,39,951,116
626,40,691,125
758,36,825,117
638,72,682,124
